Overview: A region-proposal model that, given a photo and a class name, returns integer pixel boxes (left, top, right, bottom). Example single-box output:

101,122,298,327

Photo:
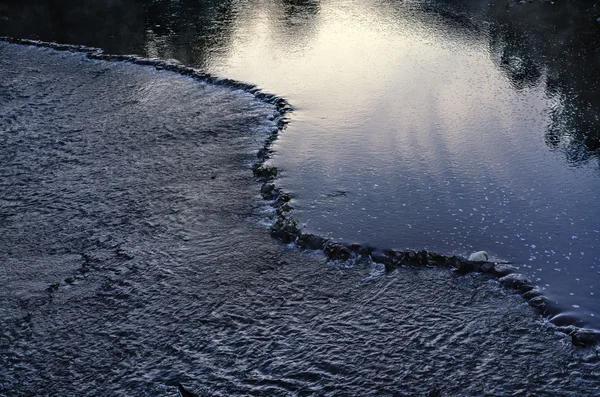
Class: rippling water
4,0,598,326
2,1,600,395
1,41,599,397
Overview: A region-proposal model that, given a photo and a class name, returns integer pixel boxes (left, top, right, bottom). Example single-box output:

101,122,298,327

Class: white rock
468,251,489,262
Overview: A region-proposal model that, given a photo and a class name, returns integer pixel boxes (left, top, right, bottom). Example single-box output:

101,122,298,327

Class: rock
480,262,495,273
449,256,475,274
427,251,446,265
372,252,397,270
271,218,300,243
552,314,585,327
297,234,328,250
528,296,549,314
571,329,598,347
499,273,533,292
323,243,352,261
260,183,277,199
274,193,291,206
276,202,292,215
355,245,374,257
492,264,518,277
522,287,543,300
468,251,489,262
418,250,428,264
252,163,278,180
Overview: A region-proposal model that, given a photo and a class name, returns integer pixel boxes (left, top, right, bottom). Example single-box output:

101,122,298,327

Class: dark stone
270,228,295,244
64,277,75,285
260,183,277,199
323,243,352,261
499,273,533,292
528,296,549,314
274,193,291,206
271,218,300,243
449,256,475,274
276,202,292,215
297,234,328,250
427,251,447,265
571,329,598,347
47,282,60,292
522,288,543,300
252,163,278,180
480,262,494,273
492,264,519,277
372,253,396,269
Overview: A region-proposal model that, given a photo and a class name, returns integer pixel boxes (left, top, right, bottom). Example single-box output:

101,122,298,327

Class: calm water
208,0,600,326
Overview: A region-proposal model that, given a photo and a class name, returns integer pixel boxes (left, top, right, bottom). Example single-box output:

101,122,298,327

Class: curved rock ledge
249,73,599,348
4,37,597,348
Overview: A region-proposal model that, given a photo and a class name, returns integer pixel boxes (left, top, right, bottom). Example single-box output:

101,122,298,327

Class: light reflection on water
203,0,600,326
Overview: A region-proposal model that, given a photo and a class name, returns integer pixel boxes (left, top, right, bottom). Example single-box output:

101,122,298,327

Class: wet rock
323,242,352,261
522,287,543,300
372,253,396,271
274,193,291,206
499,273,533,292
427,251,447,265
275,202,292,215
260,183,277,199
448,256,475,274
64,277,75,285
271,218,300,243
553,314,586,328
480,262,495,273
47,282,60,292
252,163,278,180
528,296,550,314
403,249,429,266
491,264,518,277
348,244,373,257
571,329,598,347
256,147,271,159
297,234,328,250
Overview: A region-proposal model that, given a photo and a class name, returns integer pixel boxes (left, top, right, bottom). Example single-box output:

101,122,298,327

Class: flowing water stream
1,0,600,395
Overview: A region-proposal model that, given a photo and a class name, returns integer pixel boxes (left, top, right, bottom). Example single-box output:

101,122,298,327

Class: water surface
3,42,600,396
2,0,600,334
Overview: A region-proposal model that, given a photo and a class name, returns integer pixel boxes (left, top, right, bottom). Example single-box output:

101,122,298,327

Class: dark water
3,0,599,326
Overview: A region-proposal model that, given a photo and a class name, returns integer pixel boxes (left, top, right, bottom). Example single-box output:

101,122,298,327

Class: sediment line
3,37,597,348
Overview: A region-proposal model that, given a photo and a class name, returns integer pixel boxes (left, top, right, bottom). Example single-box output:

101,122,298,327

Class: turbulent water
1,41,600,397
